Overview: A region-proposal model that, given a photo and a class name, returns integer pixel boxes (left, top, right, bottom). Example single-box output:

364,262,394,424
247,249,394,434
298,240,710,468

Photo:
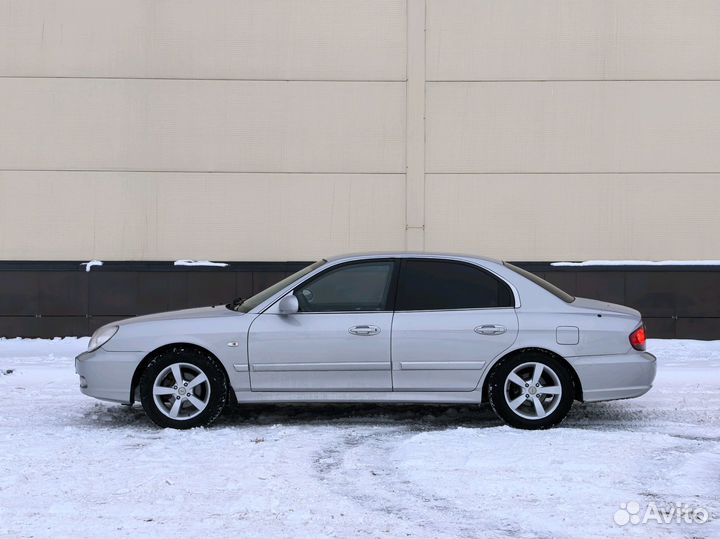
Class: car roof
325,251,503,265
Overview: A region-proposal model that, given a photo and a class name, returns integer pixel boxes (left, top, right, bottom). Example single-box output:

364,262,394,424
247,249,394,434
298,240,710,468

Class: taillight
630,325,647,351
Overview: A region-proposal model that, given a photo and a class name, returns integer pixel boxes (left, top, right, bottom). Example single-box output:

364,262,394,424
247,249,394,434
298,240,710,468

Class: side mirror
278,294,299,314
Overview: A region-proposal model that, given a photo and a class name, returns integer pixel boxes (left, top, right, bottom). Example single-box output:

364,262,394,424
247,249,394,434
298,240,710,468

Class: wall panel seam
0,170,408,175
404,0,426,249
0,76,408,82
426,79,720,83
424,172,720,175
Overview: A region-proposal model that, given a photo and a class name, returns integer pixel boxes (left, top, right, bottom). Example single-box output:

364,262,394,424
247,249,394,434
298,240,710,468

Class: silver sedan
76,253,656,429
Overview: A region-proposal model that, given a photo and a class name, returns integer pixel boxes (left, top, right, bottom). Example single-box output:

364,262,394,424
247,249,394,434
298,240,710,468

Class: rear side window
503,262,575,303
396,260,514,311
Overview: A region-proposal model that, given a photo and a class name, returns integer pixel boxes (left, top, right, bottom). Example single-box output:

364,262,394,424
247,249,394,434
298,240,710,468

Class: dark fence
0,261,717,339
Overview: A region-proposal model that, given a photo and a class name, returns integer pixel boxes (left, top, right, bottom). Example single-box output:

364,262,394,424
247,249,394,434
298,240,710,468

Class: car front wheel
487,353,574,429
139,347,228,429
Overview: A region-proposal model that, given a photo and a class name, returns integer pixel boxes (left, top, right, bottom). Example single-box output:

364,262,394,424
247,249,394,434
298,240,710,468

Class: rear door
391,259,519,391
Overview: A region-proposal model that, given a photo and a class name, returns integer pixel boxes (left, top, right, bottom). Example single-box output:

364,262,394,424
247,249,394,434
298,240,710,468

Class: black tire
139,346,228,429
487,352,574,430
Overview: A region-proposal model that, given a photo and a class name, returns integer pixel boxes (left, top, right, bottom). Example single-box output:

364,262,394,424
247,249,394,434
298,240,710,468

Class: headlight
88,325,119,352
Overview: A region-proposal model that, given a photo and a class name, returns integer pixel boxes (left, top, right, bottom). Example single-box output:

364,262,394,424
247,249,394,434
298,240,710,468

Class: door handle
348,325,380,336
474,324,507,336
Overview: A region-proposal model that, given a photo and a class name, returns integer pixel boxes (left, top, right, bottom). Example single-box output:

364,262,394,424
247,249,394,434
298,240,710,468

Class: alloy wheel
503,361,563,420
152,362,211,420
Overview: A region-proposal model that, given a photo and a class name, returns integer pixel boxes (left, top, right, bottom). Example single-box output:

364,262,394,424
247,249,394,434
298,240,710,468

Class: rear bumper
75,349,143,404
569,351,657,402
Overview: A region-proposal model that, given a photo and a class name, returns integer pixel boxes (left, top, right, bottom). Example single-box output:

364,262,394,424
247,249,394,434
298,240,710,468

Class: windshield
228,260,326,312
503,262,575,303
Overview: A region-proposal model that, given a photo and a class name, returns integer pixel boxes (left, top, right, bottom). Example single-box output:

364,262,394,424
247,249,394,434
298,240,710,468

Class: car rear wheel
139,347,228,429
487,353,574,429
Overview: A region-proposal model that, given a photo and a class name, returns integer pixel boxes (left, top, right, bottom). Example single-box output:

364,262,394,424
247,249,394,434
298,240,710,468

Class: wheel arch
129,342,235,404
481,347,583,402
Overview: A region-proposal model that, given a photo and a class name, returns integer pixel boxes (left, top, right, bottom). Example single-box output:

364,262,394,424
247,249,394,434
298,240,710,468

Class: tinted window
397,260,514,311
503,262,575,303
296,261,395,312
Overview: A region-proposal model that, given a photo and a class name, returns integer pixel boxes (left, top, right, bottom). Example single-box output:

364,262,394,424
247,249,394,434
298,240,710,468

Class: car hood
571,297,641,318
116,305,241,326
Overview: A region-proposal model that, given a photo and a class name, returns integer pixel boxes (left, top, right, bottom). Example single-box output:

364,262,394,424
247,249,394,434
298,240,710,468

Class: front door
248,260,397,391
391,259,519,391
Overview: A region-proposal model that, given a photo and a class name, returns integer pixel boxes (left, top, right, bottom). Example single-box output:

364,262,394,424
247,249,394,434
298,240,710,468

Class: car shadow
77,399,647,432
217,402,504,431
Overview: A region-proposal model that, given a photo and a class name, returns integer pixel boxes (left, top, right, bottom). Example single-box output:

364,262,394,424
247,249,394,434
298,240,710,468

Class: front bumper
569,351,657,402
75,348,144,404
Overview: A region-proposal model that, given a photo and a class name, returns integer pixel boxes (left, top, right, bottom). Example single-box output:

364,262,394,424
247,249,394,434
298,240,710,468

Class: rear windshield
503,262,575,303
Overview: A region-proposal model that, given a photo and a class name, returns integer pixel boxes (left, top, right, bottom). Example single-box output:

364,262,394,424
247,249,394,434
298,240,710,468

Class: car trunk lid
571,297,641,319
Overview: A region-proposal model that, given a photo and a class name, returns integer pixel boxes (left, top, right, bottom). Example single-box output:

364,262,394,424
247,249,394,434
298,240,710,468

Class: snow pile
551,260,720,266
0,336,88,359
80,260,103,272
174,260,229,267
0,338,718,538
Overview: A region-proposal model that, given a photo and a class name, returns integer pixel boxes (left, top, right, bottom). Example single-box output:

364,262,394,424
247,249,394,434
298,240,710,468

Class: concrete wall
1,0,719,261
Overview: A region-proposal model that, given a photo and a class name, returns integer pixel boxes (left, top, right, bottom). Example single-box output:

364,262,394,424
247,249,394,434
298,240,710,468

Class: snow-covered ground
1,338,718,539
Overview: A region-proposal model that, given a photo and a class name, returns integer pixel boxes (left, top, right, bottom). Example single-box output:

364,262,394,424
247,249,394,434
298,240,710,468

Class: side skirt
233,390,484,405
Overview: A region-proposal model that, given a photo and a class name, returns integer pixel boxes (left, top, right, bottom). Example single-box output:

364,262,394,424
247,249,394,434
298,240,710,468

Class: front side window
396,259,514,311
295,261,395,312
230,260,326,312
